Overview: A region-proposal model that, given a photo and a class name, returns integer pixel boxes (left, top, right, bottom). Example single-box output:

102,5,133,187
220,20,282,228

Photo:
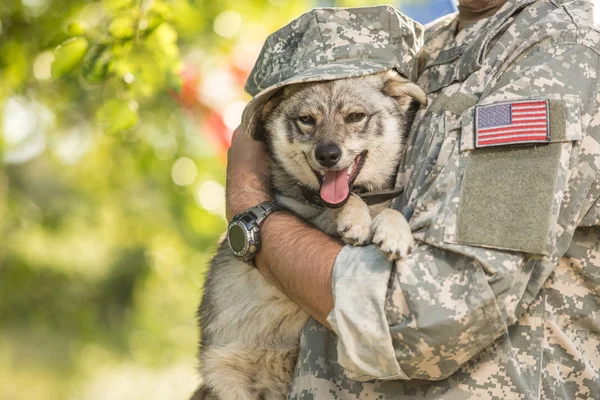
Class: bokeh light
21,0,51,17
171,157,198,186
2,96,52,164
213,10,243,38
196,180,226,217
153,135,178,161
33,51,54,81
222,100,246,132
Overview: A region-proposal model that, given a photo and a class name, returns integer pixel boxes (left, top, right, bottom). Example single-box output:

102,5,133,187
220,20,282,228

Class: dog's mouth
312,151,367,208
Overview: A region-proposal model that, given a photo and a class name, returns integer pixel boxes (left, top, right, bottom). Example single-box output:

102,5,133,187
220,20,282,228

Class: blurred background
0,1,454,399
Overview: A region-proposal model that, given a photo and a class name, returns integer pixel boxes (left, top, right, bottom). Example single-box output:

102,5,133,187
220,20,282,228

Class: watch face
228,224,247,253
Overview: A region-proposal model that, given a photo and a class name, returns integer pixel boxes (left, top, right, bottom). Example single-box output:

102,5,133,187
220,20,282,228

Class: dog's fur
192,70,426,400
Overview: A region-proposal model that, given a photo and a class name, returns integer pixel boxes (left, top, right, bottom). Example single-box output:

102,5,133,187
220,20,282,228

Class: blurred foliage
0,0,398,399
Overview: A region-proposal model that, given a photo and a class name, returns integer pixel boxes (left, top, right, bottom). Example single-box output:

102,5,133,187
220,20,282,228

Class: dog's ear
381,70,427,109
260,84,307,122
258,84,308,139
255,89,285,140
260,90,285,123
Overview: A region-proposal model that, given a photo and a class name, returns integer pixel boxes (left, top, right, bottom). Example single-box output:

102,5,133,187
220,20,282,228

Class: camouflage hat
241,5,424,139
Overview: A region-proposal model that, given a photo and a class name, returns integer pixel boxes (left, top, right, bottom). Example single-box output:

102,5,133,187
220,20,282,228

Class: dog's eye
345,112,366,123
298,115,315,125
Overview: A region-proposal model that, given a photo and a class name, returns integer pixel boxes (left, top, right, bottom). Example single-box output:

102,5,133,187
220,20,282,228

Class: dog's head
261,70,426,208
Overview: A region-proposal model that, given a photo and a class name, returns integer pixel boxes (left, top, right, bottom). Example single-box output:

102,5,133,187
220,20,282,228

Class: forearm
255,211,343,328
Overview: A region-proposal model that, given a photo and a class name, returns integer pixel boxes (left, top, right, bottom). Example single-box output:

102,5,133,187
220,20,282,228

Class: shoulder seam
562,5,578,43
562,3,600,46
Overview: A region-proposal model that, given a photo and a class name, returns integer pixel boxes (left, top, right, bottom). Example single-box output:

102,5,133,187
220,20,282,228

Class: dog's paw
337,195,372,246
338,216,372,246
372,209,414,261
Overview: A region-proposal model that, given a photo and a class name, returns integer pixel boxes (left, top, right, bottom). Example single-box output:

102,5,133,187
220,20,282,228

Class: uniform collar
422,0,537,93
457,0,508,30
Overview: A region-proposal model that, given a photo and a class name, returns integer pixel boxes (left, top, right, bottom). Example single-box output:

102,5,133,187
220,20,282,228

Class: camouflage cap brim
242,60,399,139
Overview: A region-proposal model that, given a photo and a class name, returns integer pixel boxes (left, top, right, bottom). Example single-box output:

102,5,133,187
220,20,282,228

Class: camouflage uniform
287,1,600,399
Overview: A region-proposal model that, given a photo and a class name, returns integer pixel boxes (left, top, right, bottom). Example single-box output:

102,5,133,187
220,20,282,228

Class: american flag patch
474,99,550,148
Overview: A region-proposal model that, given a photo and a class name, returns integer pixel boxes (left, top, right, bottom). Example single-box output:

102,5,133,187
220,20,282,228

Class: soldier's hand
225,125,272,221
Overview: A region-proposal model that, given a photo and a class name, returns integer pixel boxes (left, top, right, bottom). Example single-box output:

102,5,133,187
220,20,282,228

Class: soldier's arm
256,212,339,328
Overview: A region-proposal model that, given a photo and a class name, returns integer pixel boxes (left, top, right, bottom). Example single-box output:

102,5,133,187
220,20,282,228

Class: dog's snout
315,144,342,168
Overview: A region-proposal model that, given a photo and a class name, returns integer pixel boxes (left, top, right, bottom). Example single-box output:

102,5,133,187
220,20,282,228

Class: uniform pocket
445,96,582,255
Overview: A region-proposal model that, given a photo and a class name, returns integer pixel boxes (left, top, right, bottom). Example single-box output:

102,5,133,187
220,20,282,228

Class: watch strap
245,201,283,227
229,201,282,265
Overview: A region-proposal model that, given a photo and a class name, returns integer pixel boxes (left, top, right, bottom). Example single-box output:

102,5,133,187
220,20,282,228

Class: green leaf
51,37,89,79
82,45,113,84
146,23,179,62
96,99,139,134
67,23,85,37
102,0,135,12
148,0,171,19
109,15,136,39
141,13,164,34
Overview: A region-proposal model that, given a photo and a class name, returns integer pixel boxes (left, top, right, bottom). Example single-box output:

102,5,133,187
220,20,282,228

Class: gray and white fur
191,70,427,400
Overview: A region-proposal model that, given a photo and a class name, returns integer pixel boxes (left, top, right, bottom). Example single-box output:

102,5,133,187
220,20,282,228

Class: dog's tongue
320,168,350,205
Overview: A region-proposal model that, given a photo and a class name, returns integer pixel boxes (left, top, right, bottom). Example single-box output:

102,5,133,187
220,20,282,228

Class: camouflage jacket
289,0,600,399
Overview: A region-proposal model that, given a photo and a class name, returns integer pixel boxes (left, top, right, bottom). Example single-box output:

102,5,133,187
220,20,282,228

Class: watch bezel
227,219,251,258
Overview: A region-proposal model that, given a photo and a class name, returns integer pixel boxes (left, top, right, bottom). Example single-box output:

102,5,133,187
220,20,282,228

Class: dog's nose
315,144,342,168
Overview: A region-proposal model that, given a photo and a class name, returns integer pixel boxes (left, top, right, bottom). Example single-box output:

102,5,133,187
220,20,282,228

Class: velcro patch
475,99,550,148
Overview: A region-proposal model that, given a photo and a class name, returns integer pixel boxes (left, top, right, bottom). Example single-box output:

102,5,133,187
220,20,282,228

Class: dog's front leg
336,194,373,246
372,209,414,260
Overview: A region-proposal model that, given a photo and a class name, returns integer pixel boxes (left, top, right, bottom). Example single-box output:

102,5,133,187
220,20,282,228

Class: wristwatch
227,201,282,263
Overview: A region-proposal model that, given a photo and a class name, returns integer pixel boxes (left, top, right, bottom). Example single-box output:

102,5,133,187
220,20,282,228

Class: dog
192,69,427,400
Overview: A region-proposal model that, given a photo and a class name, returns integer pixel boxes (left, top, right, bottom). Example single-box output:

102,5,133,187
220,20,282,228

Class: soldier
226,0,600,398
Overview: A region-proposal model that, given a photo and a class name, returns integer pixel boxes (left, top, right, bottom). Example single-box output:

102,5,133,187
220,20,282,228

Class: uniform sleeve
326,42,600,381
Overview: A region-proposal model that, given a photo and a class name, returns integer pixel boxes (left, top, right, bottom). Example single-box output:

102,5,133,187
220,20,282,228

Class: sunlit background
0,1,454,399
